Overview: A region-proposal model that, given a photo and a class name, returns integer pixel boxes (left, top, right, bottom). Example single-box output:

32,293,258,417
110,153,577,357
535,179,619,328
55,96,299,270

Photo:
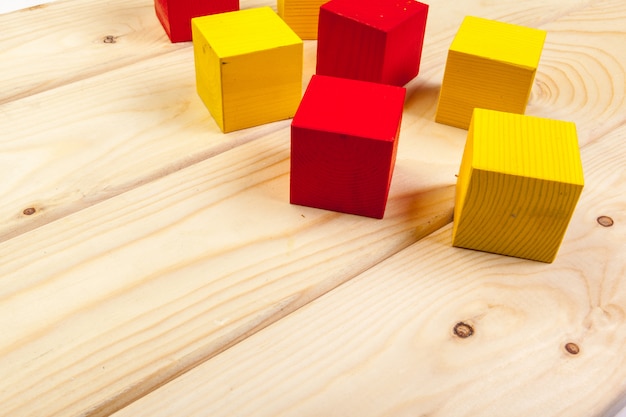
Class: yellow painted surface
193,25,225,131
452,108,584,263
192,7,303,132
277,0,327,39
436,16,546,129
451,16,547,69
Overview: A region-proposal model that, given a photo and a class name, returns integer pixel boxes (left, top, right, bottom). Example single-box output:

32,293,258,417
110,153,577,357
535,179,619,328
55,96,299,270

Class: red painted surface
316,0,429,86
155,0,239,43
290,75,406,219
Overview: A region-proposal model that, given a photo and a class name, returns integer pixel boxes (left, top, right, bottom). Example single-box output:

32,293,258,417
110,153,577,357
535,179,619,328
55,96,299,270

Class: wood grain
452,109,584,263
2,0,616,245
0,0,271,104
0,129,454,417
0,44,312,243
277,0,327,40
0,0,181,104
111,121,626,417
1,0,624,416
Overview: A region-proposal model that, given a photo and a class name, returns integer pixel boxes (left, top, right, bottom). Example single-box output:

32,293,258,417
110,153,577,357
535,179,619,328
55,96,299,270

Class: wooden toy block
277,0,327,40
290,75,406,219
154,0,239,43
452,108,584,263
316,0,429,86
192,7,303,133
436,16,546,130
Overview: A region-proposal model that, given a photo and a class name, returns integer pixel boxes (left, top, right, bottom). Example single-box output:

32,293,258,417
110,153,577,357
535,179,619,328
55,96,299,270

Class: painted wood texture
0,0,624,416
154,0,239,42
277,0,327,39
435,16,546,129
112,123,626,417
316,0,429,86
192,7,303,132
452,109,584,263
290,75,406,218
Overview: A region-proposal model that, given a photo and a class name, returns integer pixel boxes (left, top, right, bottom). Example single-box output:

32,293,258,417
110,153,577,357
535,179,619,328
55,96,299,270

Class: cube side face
278,0,327,39
381,4,428,86
436,52,536,129
452,116,476,240
155,0,175,41
317,7,386,83
156,0,240,43
192,21,224,131
453,170,583,262
221,44,303,132
290,127,397,219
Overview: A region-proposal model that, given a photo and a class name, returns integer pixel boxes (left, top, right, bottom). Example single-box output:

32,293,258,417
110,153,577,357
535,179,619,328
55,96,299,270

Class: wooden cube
452,108,584,263
316,0,428,86
155,0,239,43
192,7,303,133
277,0,327,40
436,16,547,129
290,75,406,218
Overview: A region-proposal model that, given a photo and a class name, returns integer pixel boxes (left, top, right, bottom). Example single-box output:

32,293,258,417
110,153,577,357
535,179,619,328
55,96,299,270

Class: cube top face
192,7,302,58
292,75,406,141
471,108,584,186
321,0,428,32
451,16,546,70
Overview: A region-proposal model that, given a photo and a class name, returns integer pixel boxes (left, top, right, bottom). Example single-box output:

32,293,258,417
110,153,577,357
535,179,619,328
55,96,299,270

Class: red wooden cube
290,75,406,218
155,0,239,43
316,0,429,86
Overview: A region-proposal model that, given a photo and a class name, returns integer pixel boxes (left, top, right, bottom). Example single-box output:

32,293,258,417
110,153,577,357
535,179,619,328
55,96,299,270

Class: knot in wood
565,342,580,355
597,216,614,227
453,322,474,338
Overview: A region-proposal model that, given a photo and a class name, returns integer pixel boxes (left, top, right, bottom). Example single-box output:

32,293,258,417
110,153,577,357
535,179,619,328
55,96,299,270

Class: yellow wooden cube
452,108,584,263
278,0,327,40
436,16,546,130
192,7,303,133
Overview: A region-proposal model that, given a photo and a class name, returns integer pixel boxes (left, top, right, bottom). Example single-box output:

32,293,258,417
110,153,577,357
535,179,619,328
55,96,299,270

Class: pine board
0,130,455,417
0,0,624,416
111,120,626,417
0,0,181,104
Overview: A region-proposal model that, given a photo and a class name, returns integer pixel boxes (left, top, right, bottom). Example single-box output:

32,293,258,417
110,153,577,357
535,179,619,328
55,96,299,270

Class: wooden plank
0,0,271,104
2,0,617,246
106,2,626,416
0,0,622,416
110,120,626,417
0,0,181,104
0,128,455,417
0,43,313,242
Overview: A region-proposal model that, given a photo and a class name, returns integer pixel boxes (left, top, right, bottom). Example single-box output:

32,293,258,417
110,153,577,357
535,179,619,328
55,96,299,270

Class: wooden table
1,0,624,416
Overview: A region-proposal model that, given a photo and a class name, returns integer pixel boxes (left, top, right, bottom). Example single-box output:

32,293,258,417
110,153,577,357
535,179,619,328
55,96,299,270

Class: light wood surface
113,124,626,417
1,0,624,416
